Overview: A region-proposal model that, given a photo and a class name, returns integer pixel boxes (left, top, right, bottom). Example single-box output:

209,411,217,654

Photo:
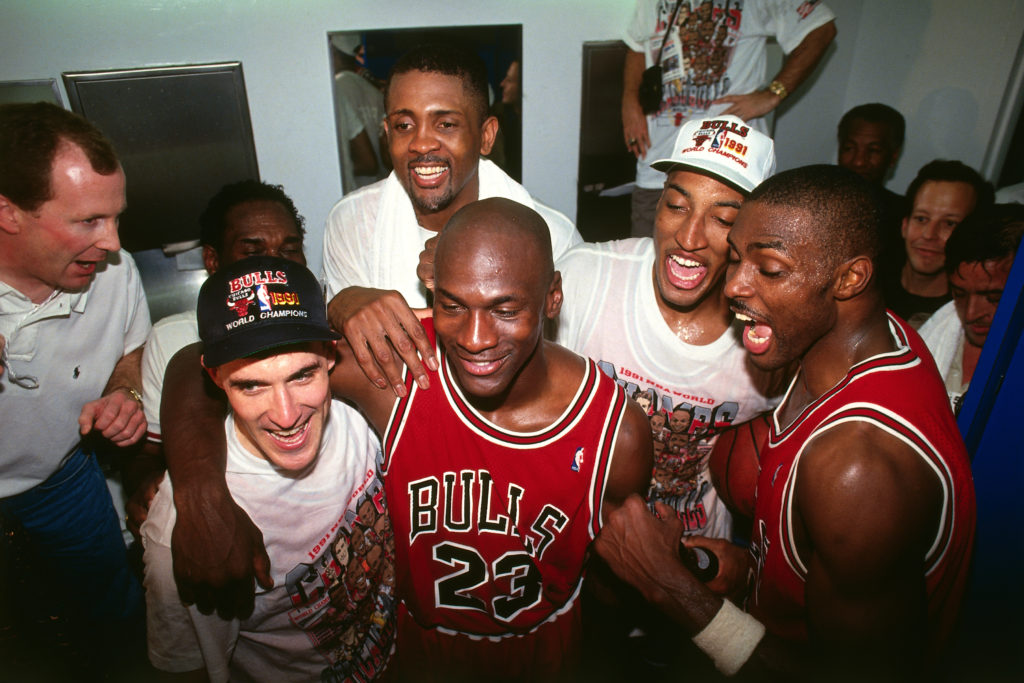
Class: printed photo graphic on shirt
648,0,744,119
282,480,396,683
602,358,745,532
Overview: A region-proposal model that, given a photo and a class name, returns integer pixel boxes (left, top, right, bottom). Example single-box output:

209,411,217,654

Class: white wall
1,0,632,274
775,0,1024,193
3,0,1023,273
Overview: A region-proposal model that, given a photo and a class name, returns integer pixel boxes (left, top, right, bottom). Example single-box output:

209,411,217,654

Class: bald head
435,197,554,286
430,198,562,403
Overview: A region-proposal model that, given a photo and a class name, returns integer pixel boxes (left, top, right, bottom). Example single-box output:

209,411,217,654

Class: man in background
621,0,835,236
322,44,580,312
919,203,1024,413
0,101,151,677
331,34,388,193
836,102,906,273
128,179,307,537
883,159,993,327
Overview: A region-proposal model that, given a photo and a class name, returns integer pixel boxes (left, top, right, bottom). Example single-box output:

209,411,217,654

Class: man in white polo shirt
0,102,150,678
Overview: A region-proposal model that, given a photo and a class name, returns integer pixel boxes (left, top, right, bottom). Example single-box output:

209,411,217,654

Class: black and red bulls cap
198,255,339,367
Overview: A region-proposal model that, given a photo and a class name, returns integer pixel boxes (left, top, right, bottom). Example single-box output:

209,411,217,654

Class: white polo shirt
0,250,151,497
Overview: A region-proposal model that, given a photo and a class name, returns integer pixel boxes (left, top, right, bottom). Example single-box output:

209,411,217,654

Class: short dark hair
199,180,305,253
0,102,120,211
748,164,882,267
838,103,905,149
945,203,1024,275
904,160,994,216
385,44,490,123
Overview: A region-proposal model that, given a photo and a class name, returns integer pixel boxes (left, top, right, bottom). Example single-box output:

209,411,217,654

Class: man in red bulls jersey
594,165,975,679
158,199,653,680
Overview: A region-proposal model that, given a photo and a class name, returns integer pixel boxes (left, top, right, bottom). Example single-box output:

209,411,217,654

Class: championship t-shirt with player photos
144,401,395,681
556,238,781,539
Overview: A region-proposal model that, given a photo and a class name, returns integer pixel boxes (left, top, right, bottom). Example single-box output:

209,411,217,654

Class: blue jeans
0,445,144,668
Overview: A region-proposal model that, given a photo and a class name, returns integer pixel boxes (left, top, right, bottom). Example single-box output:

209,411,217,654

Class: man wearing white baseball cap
557,113,781,538
556,113,786,675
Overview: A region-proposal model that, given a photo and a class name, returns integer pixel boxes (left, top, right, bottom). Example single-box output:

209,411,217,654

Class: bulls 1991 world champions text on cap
650,114,776,194
198,255,339,367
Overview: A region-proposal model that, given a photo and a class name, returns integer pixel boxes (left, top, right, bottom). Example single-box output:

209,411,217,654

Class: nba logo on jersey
256,284,272,312
571,447,584,472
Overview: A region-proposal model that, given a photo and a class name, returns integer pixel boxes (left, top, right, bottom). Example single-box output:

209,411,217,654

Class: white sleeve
120,250,152,354
140,327,169,440
534,200,583,263
334,76,368,141
760,0,836,53
554,244,597,350
188,605,239,683
624,0,656,55
142,537,209,675
322,196,374,300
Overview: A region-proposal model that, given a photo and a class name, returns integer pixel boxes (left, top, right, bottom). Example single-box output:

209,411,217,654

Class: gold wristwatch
767,79,788,100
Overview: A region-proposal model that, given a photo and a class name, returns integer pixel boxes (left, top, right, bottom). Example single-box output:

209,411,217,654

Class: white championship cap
650,115,776,194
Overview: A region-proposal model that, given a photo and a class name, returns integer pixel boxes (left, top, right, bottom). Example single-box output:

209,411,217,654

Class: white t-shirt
556,238,780,539
322,159,583,305
0,250,151,496
919,300,968,413
624,0,835,189
334,71,386,193
143,400,395,682
140,310,199,442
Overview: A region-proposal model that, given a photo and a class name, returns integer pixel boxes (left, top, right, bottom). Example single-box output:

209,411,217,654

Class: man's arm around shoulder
162,341,272,619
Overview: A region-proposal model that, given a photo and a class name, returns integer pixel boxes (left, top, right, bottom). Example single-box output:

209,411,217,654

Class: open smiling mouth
267,420,310,449
666,254,707,290
414,165,448,181
457,355,508,377
734,311,773,354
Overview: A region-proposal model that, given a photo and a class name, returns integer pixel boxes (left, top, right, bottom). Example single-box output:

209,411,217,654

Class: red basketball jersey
381,319,628,676
749,313,976,651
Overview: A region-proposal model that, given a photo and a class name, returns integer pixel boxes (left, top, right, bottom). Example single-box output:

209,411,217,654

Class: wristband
113,386,144,407
692,599,765,676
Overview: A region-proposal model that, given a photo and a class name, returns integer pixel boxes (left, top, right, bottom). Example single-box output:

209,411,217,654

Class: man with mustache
321,43,581,308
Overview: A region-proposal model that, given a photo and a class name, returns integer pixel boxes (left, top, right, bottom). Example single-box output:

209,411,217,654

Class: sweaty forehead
436,227,544,293
387,70,475,115
732,201,814,253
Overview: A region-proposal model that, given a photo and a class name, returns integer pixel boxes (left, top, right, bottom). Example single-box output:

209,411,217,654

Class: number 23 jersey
381,320,627,638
